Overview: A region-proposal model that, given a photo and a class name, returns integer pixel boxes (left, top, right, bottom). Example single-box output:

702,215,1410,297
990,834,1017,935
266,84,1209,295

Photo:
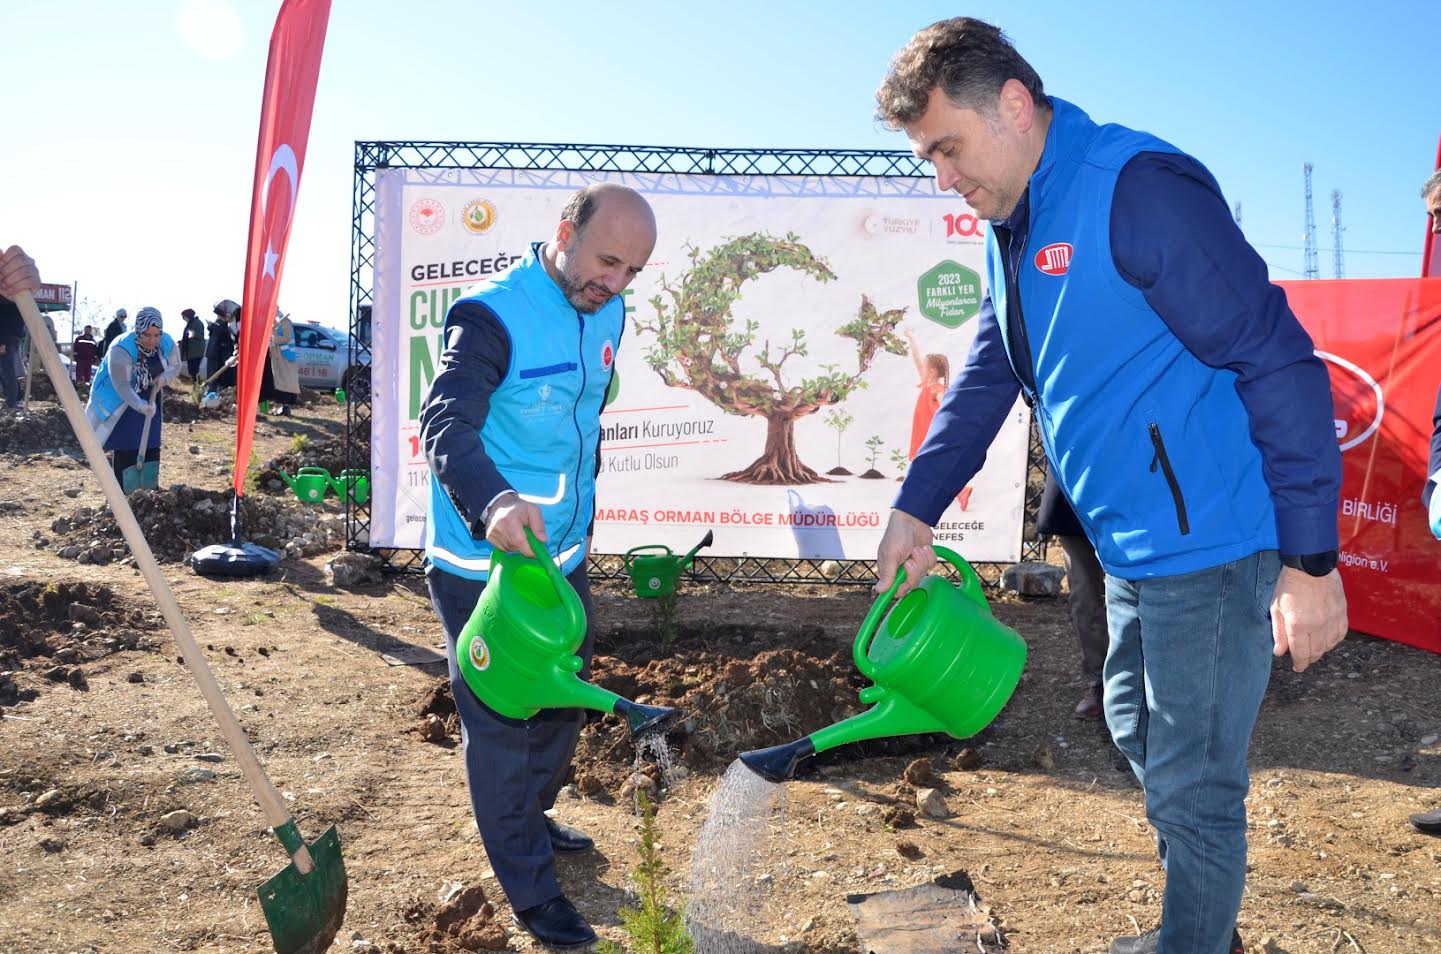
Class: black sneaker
512,895,597,950
1110,926,1244,953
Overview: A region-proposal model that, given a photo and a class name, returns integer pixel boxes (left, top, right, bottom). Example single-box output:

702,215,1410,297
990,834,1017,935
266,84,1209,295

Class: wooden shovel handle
13,292,314,873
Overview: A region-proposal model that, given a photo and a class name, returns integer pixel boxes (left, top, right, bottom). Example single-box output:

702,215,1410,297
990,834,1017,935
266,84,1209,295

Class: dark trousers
0,347,19,407
1058,534,1108,686
111,447,160,486
186,356,202,378
426,562,594,912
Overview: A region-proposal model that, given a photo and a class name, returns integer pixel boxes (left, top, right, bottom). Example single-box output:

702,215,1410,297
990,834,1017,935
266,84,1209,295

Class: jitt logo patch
1034,243,1073,276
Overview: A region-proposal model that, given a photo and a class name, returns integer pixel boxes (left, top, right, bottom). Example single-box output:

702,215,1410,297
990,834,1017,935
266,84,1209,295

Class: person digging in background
261,307,300,415
0,246,41,410
871,19,1347,954
85,306,181,487
180,307,206,380
420,183,656,950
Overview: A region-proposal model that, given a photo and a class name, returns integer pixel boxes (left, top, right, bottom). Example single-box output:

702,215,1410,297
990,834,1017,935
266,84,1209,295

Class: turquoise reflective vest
426,245,624,580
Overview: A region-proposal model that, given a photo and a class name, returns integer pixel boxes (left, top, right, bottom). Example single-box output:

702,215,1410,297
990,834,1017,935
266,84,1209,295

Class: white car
290,321,369,396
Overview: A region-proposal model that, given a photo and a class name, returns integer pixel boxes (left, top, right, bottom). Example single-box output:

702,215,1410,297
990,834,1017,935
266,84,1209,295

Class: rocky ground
0,389,1439,954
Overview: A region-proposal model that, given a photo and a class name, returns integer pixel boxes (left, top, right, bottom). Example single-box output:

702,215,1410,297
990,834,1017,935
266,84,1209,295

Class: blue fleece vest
991,99,1277,579
426,245,623,580
89,330,177,422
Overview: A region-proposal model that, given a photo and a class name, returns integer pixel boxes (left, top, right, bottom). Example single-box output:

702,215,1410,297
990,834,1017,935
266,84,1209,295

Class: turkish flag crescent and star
232,0,332,496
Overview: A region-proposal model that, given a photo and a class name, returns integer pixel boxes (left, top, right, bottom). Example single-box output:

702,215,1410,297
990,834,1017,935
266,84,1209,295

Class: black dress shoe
512,895,597,949
1110,926,1243,953
1410,807,1441,835
546,817,595,853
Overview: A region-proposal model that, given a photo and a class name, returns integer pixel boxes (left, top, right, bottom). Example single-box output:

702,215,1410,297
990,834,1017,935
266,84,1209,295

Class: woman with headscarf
261,307,300,415
205,299,239,390
85,306,181,487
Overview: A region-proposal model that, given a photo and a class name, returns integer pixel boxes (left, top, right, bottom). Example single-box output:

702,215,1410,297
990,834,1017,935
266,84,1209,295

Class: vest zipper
1147,422,1190,536
556,310,587,549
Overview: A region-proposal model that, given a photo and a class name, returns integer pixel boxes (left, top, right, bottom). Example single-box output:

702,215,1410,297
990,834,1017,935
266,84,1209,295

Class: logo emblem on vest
601,339,614,370
469,635,491,672
1034,243,1073,276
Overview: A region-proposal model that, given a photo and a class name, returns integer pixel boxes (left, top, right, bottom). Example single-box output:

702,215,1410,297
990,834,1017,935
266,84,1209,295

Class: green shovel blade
258,824,347,954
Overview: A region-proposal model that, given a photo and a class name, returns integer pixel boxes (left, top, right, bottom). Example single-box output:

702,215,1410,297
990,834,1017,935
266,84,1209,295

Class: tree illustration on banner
638,232,906,484
861,434,886,479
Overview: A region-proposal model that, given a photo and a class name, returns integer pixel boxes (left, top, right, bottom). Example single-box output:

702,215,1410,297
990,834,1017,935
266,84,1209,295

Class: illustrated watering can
328,468,370,505
457,529,679,737
738,548,1026,782
279,466,332,504
623,529,714,598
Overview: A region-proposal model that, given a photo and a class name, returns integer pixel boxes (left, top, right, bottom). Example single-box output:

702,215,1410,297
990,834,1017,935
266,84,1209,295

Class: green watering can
328,469,370,505
623,529,714,598
279,467,332,504
457,530,679,737
739,548,1026,782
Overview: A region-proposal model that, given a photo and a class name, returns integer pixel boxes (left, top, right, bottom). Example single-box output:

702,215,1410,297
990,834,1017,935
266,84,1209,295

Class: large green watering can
457,530,679,737
328,469,370,505
279,467,332,504
623,529,714,598
738,548,1026,782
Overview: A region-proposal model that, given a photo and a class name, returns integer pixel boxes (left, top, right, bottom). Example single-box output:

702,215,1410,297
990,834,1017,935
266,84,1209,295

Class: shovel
192,352,238,406
14,291,346,954
121,381,162,494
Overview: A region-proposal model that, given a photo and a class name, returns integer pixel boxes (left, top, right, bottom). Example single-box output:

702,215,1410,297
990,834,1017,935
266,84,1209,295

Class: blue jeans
1103,550,1280,954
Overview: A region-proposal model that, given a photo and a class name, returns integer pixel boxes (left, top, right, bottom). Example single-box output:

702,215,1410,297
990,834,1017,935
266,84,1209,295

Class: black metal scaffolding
346,141,1047,583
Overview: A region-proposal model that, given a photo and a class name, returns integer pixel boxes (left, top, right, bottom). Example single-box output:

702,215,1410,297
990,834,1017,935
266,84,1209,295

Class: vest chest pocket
518,361,578,379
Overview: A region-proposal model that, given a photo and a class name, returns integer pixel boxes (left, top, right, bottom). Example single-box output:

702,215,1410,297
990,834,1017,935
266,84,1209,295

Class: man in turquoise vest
421,183,656,949
873,19,1348,954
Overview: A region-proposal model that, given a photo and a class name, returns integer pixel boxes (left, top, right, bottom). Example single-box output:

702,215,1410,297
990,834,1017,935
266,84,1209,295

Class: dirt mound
403,884,510,952
48,484,345,564
417,622,956,795
0,579,160,710
0,403,81,455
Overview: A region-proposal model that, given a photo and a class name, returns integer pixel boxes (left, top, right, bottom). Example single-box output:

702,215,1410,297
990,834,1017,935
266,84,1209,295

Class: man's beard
555,259,612,314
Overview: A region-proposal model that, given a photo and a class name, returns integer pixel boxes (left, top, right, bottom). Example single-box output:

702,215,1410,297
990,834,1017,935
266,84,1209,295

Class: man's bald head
549,184,657,313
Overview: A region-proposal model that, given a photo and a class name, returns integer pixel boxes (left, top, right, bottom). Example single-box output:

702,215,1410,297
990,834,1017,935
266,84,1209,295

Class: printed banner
370,169,1030,562
1281,278,1441,653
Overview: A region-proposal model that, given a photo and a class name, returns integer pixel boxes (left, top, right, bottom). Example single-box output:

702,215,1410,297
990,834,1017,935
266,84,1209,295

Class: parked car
196,312,371,398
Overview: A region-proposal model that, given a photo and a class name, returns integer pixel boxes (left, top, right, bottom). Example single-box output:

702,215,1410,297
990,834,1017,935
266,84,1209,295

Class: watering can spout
738,737,816,782
278,471,298,491
614,699,680,739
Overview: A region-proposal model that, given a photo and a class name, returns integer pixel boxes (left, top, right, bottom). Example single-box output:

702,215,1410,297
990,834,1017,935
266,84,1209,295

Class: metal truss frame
346,141,1048,583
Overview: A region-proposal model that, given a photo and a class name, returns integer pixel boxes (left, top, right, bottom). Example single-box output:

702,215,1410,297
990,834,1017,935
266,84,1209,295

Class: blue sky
2,0,1436,335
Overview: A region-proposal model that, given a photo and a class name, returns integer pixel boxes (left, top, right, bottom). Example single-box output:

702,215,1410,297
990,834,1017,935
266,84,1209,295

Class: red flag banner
1281,278,1441,653
233,0,332,495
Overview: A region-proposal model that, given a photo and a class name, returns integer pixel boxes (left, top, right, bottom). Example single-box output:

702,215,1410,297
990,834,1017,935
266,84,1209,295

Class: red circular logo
409,198,445,235
601,340,614,369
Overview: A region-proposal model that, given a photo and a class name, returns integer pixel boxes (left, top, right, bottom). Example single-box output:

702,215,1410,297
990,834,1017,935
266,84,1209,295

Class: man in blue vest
1408,171,1441,838
872,19,1347,954
420,183,656,949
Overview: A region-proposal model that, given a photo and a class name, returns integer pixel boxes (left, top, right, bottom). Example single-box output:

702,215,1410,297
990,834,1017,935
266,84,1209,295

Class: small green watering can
457,530,679,737
739,548,1026,782
328,469,370,505
623,529,714,598
279,467,332,504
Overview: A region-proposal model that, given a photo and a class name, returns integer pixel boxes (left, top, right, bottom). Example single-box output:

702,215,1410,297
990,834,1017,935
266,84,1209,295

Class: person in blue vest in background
85,306,180,487
1408,171,1441,837
871,19,1348,954
420,183,656,950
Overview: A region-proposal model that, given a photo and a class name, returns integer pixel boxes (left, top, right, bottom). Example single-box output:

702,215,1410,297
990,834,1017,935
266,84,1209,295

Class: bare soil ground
1,393,1439,954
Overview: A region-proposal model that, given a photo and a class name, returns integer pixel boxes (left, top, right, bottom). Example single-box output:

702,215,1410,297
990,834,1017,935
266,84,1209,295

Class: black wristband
1280,550,1338,577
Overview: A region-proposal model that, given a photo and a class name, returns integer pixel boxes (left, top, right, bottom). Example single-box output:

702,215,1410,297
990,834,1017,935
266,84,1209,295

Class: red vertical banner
1281,278,1441,653
1425,133,1440,279
233,0,332,495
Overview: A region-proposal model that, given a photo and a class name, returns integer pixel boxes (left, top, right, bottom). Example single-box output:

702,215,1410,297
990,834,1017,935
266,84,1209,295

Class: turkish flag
233,0,331,495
